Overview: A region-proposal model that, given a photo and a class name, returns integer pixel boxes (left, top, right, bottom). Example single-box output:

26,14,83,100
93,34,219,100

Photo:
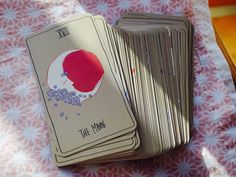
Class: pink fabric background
0,0,236,176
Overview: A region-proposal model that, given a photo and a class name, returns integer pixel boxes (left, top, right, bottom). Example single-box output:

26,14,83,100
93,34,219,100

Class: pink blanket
1,0,236,176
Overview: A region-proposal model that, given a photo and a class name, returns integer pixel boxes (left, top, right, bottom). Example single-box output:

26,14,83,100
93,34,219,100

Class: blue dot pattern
47,86,81,106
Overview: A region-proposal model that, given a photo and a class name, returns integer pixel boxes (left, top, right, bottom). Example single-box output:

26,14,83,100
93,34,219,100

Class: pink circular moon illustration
62,50,104,92
47,49,104,103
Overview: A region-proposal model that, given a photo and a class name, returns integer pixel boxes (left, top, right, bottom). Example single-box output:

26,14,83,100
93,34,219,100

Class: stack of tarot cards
26,12,193,166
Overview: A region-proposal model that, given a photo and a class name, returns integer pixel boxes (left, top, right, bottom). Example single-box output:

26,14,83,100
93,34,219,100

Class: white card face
26,14,137,156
